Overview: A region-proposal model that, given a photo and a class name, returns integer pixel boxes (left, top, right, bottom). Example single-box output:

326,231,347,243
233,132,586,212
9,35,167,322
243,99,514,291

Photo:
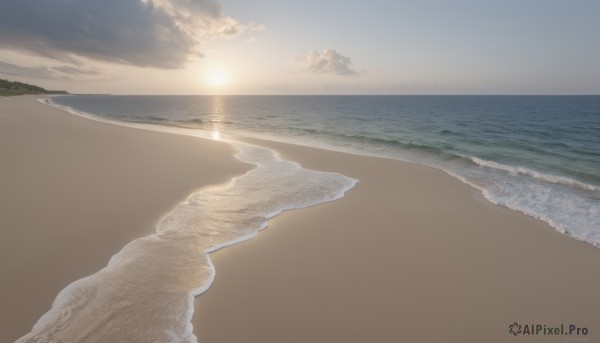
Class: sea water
52,95,600,246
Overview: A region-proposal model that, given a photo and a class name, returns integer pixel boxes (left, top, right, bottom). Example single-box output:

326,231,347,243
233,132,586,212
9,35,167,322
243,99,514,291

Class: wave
476,182,600,248
467,156,600,191
289,128,451,157
436,161,600,249
186,118,204,124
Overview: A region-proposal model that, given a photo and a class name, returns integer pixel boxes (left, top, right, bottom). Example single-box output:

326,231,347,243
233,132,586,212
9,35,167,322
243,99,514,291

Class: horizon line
65,93,600,97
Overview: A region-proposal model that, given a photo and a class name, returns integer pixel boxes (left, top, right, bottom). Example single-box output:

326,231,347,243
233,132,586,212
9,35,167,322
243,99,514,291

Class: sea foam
468,156,600,192
18,99,356,342
440,155,600,248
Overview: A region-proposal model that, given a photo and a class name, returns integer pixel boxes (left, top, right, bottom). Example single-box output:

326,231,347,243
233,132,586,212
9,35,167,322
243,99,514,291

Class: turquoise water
52,95,600,247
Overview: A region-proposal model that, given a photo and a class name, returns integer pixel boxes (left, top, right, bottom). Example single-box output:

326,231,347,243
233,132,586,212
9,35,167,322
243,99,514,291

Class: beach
2,95,599,342
194,140,600,342
0,96,251,342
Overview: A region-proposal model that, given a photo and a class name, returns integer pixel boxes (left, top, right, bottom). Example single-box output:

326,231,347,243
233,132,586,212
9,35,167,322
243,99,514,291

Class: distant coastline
0,78,68,96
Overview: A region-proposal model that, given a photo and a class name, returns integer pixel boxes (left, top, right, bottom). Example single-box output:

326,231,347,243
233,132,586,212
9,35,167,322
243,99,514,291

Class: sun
209,72,226,87
203,65,231,88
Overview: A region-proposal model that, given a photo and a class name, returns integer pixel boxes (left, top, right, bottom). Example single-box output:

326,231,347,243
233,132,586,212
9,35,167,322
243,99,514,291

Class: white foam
468,156,600,191
480,183,600,247
18,98,357,342
441,159,600,248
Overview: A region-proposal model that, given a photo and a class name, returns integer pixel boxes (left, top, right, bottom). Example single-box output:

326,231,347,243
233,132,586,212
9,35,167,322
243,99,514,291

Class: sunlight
206,67,229,88
209,72,226,87
211,130,221,140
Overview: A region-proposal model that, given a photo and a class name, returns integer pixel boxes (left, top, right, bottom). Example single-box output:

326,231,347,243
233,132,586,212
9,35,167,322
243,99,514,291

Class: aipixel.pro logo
509,322,589,337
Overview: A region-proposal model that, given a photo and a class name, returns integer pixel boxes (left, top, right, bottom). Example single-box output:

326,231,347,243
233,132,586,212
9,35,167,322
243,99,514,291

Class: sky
0,0,599,95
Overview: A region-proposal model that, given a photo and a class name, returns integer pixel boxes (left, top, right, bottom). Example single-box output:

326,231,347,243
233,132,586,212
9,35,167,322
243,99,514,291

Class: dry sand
194,138,600,343
0,96,251,342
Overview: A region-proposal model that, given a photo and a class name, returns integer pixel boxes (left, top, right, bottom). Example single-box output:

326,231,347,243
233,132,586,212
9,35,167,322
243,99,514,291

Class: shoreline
2,95,599,342
48,95,599,249
195,138,600,342
41,95,600,254
12,95,357,342
219,130,600,250
0,95,251,341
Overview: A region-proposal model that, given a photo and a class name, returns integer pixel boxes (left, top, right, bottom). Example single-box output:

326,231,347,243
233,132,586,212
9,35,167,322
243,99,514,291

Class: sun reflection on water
209,96,225,141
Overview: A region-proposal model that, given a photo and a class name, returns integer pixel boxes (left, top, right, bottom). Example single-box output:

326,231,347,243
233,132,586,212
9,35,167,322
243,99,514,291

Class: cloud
51,65,102,76
0,61,55,79
295,48,358,75
0,0,246,69
0,60,101,80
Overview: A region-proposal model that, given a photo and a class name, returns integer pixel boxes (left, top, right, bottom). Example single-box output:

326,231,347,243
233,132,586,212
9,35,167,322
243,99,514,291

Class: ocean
22,94,599,342
52,95,600,247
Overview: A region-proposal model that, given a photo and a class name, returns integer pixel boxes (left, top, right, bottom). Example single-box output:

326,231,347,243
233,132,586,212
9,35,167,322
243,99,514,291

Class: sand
0,96,251,342
2,95,599,342
194,138,600,342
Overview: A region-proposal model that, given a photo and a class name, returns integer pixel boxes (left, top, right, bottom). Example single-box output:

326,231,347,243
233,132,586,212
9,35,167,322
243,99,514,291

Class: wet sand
0,96,251,342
